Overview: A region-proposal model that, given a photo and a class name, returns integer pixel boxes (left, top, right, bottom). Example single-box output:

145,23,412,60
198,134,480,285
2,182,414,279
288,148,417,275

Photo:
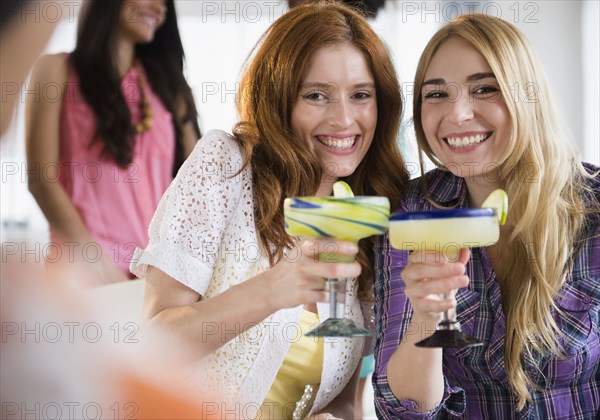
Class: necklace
134,73,153,134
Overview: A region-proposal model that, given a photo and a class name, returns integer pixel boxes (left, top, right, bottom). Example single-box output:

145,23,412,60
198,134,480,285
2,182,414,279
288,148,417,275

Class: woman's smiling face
291,42,377,193
119,0,167,45
421,36,512,181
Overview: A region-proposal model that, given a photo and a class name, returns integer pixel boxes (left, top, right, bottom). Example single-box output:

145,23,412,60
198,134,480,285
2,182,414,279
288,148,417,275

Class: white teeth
446,134,488,148
318,136,356,150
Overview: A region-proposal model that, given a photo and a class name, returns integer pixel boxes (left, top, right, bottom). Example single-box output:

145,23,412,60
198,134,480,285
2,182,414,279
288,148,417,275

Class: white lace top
131,130,369,419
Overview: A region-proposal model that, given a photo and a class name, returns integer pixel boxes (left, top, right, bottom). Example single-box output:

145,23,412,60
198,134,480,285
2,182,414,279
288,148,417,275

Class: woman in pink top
26,0,200,284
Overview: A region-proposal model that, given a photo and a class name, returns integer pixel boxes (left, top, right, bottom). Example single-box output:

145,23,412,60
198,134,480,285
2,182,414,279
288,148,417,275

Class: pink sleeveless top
58,56,175,277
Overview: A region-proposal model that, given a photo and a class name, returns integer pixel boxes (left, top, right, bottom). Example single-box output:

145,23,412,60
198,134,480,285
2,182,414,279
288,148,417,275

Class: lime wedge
482,189,508,225
333,181,354,198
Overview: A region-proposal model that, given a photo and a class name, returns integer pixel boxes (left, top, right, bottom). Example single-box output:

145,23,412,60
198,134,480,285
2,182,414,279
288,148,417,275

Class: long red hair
233,1,408,299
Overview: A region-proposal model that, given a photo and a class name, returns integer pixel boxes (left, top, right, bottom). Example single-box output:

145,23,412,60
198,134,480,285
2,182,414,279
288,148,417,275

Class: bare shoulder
30,53,68,85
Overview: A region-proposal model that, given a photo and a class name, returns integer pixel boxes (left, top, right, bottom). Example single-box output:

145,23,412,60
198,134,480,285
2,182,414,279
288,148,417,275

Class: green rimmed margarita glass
284,195,390,337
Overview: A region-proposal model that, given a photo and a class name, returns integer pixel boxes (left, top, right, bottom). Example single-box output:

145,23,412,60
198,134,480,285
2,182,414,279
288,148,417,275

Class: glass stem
440,292,450,322
328,279,338,318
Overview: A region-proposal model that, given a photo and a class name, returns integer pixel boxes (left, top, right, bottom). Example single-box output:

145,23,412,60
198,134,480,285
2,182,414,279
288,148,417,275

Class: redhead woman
132,2,408,419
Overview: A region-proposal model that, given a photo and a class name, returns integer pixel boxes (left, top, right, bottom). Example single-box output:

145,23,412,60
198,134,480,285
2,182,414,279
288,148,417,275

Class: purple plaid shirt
373,164,600,419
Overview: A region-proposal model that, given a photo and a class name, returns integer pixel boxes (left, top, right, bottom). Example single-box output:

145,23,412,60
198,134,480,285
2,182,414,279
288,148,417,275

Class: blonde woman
373,14,600,418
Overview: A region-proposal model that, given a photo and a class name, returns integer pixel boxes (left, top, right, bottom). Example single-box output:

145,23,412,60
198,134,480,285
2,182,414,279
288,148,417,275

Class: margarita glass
284,195,390,337
389,207,500,347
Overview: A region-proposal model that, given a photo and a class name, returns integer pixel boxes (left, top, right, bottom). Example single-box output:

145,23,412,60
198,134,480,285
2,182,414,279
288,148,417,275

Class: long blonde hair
413,14,597,409
233,1,408,300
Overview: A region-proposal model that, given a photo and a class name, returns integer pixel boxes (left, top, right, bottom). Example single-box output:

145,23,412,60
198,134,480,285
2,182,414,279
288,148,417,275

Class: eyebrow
422,72,496,87
422,78,445,87
299,82,375,89
467,72,496,82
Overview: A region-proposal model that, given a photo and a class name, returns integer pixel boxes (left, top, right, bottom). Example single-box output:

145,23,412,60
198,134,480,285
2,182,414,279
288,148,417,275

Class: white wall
494,1,586,159
582,0,600,165
373,0,599,172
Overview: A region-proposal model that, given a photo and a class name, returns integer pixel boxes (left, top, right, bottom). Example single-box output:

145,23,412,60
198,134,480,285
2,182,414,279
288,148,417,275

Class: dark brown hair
71,0,200,176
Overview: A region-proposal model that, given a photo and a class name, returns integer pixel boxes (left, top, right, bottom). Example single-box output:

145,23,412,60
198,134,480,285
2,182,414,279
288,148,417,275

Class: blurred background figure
2,2,207,420
354,353,375,419
26,0,200,286
0,0,63,135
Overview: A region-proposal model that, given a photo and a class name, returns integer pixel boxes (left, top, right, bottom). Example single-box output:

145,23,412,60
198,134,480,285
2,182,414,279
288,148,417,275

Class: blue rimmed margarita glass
389,208,500,348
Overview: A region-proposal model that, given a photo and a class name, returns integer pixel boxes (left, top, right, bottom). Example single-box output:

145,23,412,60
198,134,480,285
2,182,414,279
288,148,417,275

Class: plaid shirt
373,164,600,419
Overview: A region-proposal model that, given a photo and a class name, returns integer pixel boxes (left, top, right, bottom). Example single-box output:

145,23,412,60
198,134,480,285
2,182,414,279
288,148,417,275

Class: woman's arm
176,97,199,159
0,1,63,134
26,54,87,242
384,249,469,412
373,233,469,419
181,119,198,159
26,54,128,282
143,239,361,360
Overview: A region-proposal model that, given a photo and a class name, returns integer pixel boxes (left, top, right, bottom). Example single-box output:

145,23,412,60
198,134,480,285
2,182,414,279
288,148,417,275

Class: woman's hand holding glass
401,248,470,323
266,238,361,311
